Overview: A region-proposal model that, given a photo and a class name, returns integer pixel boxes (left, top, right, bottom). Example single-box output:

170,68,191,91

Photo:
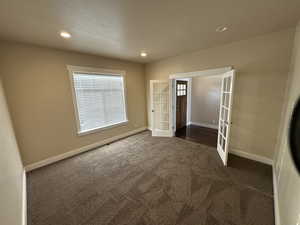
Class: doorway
150,67,235,166
175,75,221,148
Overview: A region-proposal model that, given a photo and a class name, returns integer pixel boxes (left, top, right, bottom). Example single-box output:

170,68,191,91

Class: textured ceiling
0,0,300,62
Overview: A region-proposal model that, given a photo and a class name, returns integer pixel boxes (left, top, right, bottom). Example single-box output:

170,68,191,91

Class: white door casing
150,80,173,137
217,70,235,166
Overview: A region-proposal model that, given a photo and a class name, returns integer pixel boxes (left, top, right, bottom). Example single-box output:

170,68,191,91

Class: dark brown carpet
27,131,274,225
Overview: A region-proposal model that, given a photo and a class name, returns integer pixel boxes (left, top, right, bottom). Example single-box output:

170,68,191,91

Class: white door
217,70,235,166
150,80,172,137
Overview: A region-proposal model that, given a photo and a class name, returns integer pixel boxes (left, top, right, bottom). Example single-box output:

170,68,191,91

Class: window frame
67,65,129,136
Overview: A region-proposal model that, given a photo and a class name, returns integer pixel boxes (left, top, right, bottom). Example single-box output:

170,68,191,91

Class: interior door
150,80,172,137
176,80,188,130
217,70,235,166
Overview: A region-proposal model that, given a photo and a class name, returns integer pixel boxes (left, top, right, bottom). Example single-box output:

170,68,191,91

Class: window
68,66,128,135
177,83,187,96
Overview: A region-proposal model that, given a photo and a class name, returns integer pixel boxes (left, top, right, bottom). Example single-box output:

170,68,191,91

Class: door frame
169,66,233,136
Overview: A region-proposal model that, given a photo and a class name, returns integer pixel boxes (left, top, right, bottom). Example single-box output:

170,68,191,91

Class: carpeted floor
27,131,274,225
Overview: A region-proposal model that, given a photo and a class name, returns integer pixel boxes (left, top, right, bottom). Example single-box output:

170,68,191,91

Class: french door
217,70,235,166
150,80,172,137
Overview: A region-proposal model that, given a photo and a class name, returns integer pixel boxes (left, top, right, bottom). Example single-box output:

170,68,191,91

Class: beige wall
146,28,295,159
274,23,300,225
191,76,221,128
0,77,24,225
0,41,147,165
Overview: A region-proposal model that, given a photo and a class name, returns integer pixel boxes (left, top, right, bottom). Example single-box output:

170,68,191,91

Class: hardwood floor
175,124,218,147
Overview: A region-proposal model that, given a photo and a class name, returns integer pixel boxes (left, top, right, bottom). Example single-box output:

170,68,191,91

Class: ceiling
0,0,300,63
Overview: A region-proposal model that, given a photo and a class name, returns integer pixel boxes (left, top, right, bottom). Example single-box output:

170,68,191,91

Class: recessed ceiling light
140,52,147,57
60,31,71,39
216,26,228,32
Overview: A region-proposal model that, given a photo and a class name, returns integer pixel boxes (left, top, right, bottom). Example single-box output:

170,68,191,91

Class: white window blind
72,72,127,134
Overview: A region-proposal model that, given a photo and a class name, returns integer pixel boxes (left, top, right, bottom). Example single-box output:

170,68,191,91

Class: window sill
77,120,129,136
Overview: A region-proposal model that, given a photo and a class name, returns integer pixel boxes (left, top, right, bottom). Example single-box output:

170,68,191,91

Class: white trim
169,67,232,79
22,170,27,225
189,121,218,129
25,127,147,171
187,78,192,125
230,149,273,165
67,65,126,75
77,121,129,136
273,166,281,225
172,79,176,131
67,65,129,136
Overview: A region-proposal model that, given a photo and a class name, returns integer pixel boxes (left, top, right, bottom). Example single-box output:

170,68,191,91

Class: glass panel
224,108,228,122
162,113,169,122
221,108,226,121
161,93,168,102
161,103,168,113
219,134,222,146
154,94,160,102
154,110,160,128
154,86,160,94
223,78,227,92
222,138,226,151
224,124,227,137
154,103,160,111
225,93,229,107
227,77,231,92
220,121,223,134
160,122,169,130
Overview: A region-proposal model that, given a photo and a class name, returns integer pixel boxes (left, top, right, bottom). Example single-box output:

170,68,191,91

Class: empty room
1,1,300,225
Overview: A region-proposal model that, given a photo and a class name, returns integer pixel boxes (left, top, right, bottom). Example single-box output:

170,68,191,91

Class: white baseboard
22,170,27,225
25,127,147,172
189,121,218,129
230,149,273,165
273,166,281,225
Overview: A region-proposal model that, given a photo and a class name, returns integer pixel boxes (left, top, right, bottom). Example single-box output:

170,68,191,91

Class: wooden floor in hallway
175,124,218,147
